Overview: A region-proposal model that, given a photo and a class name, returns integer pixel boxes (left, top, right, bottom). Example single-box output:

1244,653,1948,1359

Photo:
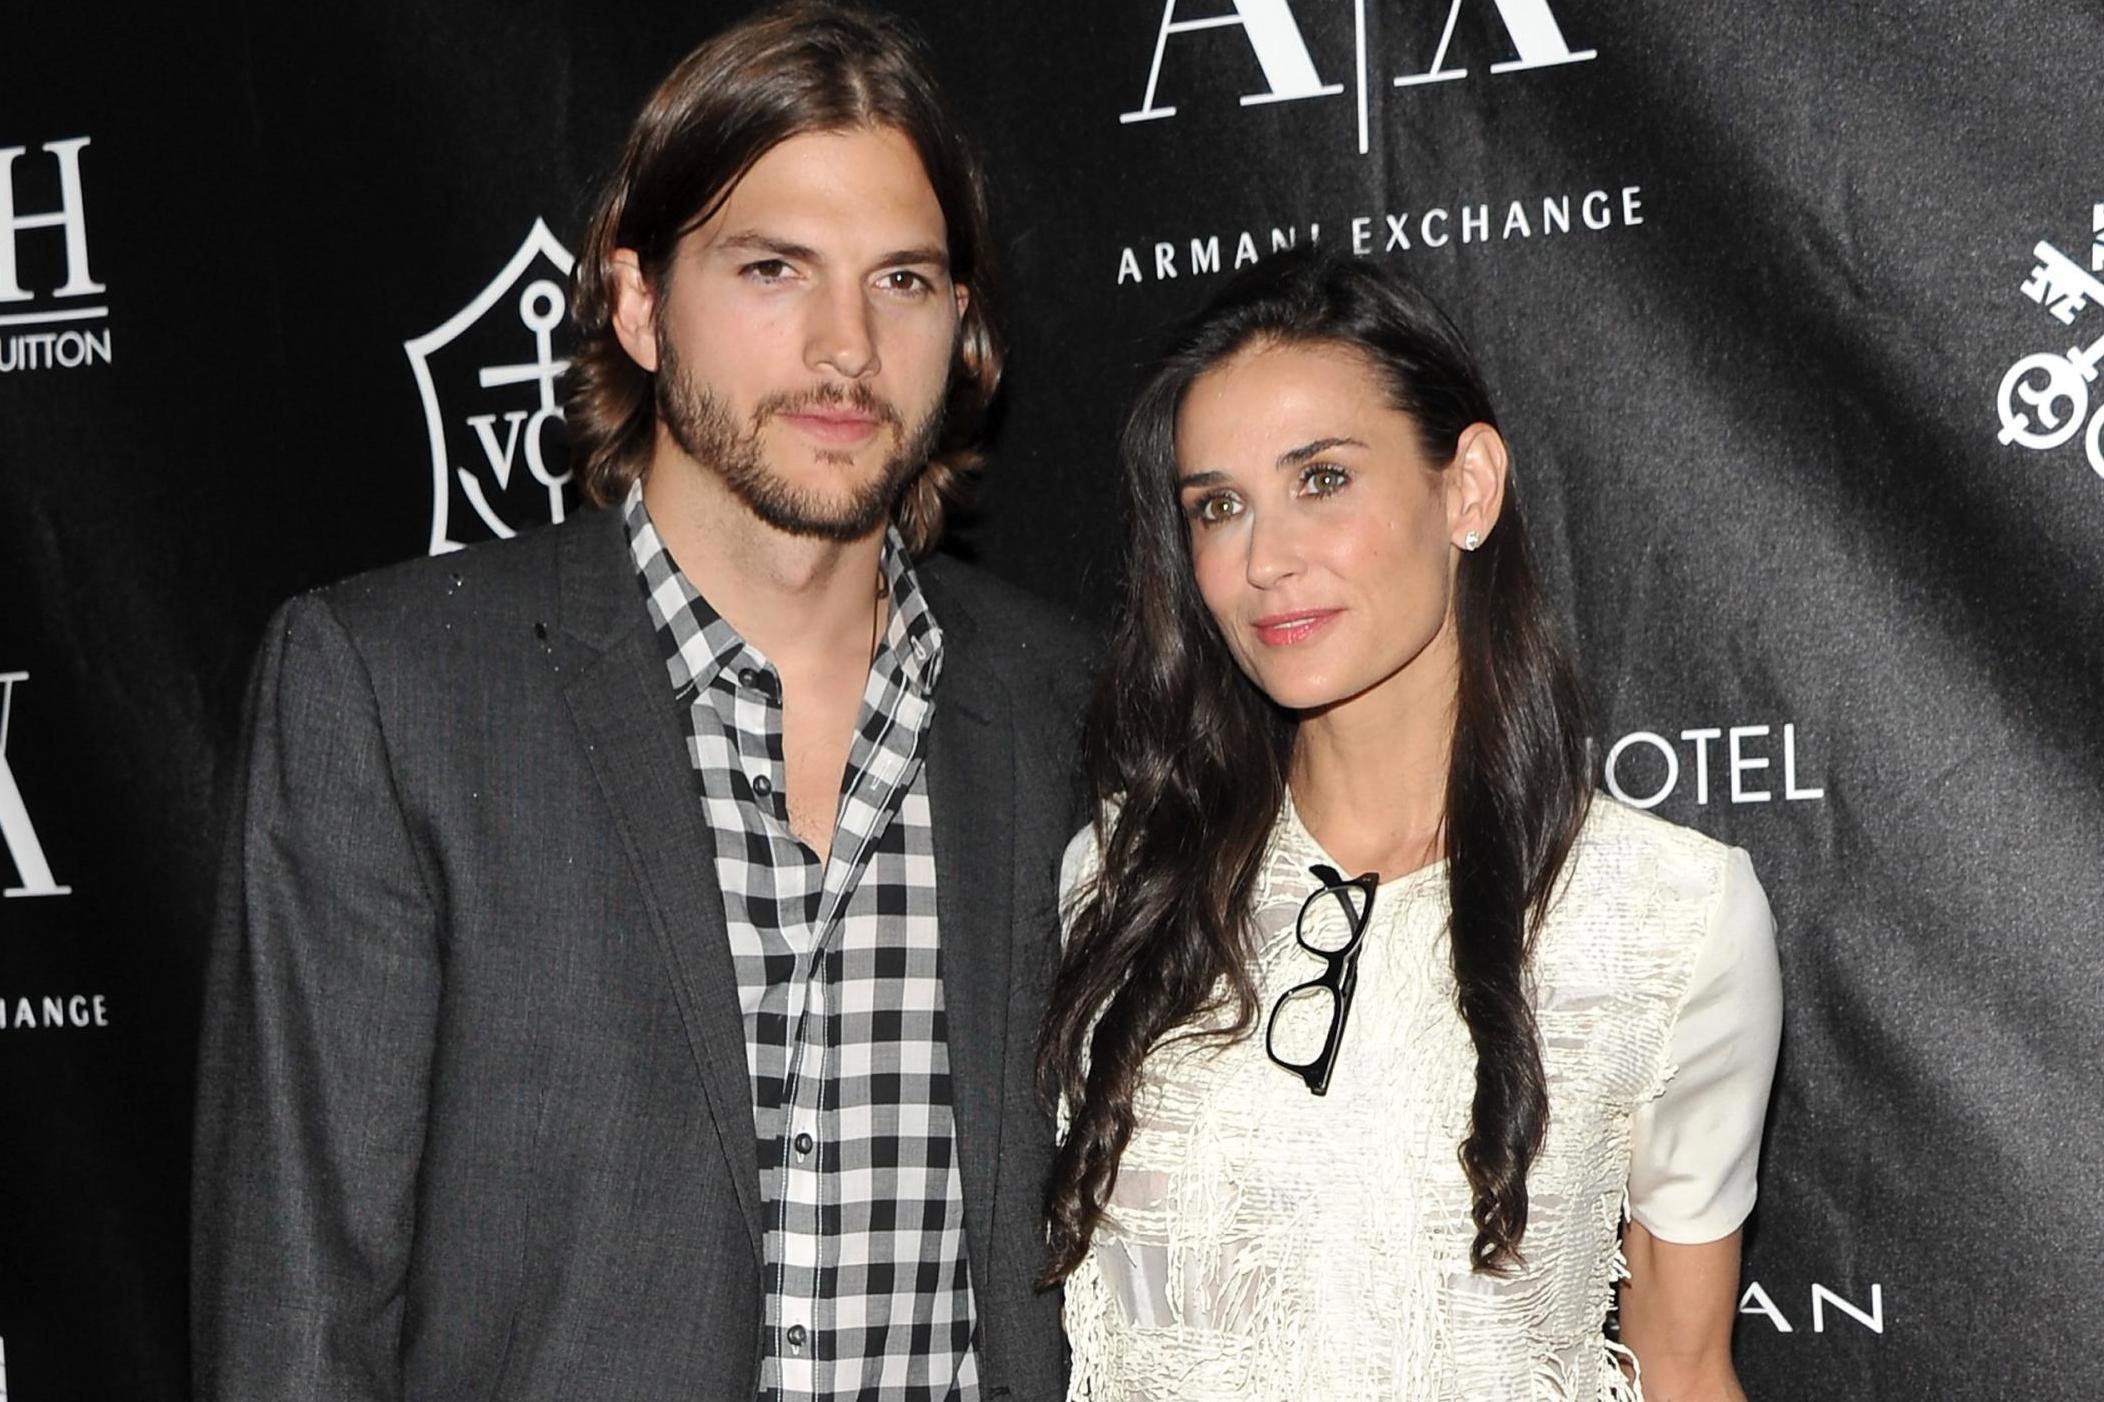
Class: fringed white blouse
1058,793,1782,1401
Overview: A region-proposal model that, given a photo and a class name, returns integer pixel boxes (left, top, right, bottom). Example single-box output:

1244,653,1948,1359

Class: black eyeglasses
1264,862,1379,1096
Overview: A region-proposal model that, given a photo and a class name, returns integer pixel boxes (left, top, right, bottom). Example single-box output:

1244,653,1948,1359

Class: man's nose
805,278,878,380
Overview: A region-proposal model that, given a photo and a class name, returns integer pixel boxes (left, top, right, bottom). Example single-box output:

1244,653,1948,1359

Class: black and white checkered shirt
626,487,979,1402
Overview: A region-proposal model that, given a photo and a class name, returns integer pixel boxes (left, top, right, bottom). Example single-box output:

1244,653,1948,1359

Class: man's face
630,125,965,541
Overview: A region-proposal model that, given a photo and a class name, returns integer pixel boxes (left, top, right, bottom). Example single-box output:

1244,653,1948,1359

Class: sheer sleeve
1626,846,1783,1243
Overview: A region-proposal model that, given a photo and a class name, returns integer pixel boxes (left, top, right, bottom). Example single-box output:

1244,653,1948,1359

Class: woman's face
1174,338,1499,717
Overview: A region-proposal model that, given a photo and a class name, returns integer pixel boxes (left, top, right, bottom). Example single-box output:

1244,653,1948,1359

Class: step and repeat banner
4,2,2101,1398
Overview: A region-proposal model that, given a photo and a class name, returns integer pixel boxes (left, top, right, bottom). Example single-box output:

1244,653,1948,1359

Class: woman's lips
779,411,883,446
1250,609,1342,646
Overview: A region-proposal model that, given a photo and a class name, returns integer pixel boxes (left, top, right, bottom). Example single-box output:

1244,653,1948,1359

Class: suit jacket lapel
926,617,1015,1301
554,511,765,1263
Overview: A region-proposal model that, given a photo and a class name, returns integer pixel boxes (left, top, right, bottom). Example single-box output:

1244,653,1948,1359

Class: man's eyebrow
876,245,951,272
715,231,820,262
1277,436,1365,468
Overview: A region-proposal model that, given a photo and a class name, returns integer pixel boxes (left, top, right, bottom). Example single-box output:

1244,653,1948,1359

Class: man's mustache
752,383,904,431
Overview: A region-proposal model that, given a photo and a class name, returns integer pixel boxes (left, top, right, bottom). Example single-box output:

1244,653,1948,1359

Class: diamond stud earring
1462,530,1481,551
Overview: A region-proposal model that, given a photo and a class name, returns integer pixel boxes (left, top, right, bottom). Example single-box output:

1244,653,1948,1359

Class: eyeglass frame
1264,861,1380,1096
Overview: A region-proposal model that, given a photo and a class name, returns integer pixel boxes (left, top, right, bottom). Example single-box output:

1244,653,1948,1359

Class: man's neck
639,456,886,676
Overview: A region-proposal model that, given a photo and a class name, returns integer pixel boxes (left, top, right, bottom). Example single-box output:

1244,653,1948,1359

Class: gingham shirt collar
623,482,943,708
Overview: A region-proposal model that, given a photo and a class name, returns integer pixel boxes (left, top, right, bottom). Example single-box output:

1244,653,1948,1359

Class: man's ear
953,280,971,321
610,248,659,372
1445,422,1511,548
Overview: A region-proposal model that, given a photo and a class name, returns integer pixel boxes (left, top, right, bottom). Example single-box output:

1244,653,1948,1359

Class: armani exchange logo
0,993,110,1031
1601,723,1824,811
0,672,71,899
406,219,577,555
1739,1280,1885,1336
1997,201,2104,483
1123,0,1597,157
0,136,112,374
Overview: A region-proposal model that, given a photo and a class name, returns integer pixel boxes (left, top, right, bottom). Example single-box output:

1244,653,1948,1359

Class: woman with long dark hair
1040,251,1782,1400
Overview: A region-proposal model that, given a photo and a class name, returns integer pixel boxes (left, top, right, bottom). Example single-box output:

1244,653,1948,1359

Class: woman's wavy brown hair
1040,249,1593,1285
564,0,1003,556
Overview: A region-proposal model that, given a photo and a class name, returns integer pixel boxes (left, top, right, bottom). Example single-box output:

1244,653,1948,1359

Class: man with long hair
192,6,1085,1398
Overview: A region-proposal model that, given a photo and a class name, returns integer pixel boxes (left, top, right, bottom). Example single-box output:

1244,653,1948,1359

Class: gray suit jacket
192,507,1091,1401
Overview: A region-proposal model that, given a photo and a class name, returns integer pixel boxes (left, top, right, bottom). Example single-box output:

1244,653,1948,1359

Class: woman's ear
1446,422,1510,550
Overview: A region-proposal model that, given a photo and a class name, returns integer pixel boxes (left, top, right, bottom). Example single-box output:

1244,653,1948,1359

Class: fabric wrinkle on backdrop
3,1,2102,1398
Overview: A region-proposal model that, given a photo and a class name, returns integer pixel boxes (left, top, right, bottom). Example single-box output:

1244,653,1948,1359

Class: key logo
405,219,577,555
1997,201,2104,482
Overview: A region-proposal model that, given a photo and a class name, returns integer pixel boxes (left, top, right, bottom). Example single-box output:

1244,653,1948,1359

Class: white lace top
1057,794,1781,1401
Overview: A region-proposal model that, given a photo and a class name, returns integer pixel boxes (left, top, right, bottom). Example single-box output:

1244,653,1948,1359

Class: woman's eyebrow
1277,436,1366,468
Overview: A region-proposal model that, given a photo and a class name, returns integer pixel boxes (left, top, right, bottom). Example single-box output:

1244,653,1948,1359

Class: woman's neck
1287,646,1458,882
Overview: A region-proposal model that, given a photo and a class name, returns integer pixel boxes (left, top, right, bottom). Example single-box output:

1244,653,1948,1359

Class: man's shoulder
299,508,622,643
914,552,1100,684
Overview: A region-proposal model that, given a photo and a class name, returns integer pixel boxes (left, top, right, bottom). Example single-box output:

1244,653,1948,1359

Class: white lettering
1352,216,1373,255
0,137,105,302
1,672,71,897
1680,728,1722,806
1395,0,1595,86
1117,246,1142,284
1191,234,1222,274
1604,731,1677,810
1122,0,1342,124
1728,725,1772,803
1582,189,1612,229
1542,195,1571,234
1461,203,1489,243
468,410,527,491
1502,200,1531,239
1385,214,1412,251
1812,1282,1884,1334
1155,242,1179,279
1739,1281,1795,1333
1234,231,1260,267
1622,185,1645,225
1422,208,1451,247
1270,226,1298,252
1783,723,1823,800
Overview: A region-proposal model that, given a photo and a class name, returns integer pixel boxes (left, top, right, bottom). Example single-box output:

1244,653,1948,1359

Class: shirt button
794,1132,814,1158
751,774,773,798
737,666,759,690
786,1324,807,1350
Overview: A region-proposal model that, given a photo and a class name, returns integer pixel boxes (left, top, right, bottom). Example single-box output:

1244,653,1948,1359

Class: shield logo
405,218,578,555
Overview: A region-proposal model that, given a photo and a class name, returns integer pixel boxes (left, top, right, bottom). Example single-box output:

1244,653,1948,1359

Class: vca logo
1122,0,1597,155
0,672,70,899
405,219,577,556
1997,201,2104,483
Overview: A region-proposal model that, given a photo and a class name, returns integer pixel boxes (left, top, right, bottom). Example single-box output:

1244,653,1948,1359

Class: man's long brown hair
564,1,1003,556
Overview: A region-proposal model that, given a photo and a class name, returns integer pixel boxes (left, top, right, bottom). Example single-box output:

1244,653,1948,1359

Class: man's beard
654,330,945,542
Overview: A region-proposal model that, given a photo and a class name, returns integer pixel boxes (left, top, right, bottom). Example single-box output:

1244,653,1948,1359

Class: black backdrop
5,2,2103,1398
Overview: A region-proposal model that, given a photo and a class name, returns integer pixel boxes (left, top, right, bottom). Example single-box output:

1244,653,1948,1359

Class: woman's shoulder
1553,793,1767,954
1060,799,1126,907
1573,791,1751,884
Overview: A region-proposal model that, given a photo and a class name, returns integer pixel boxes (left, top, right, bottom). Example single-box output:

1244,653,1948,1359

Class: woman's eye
1187,492,1243,526
1301,464,1349,496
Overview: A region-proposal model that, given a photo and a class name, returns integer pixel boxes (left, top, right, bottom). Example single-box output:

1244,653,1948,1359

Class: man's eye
880,270,933,294
743,259,794,281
